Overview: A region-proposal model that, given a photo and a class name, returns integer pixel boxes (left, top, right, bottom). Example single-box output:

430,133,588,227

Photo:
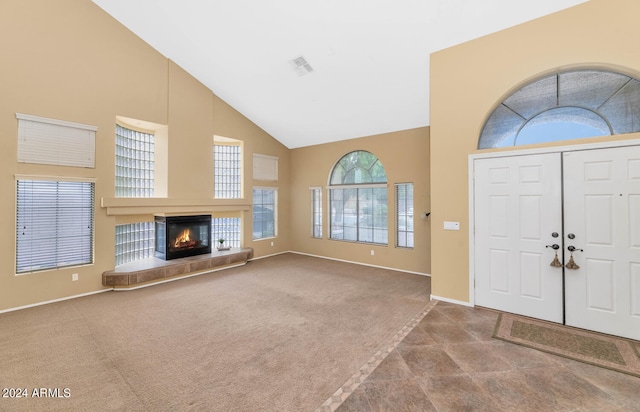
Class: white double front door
474,145,640,340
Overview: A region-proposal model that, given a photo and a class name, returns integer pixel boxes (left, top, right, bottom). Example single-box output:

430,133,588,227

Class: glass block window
479,69,640,149
395,183,414,248
16,179,94,273
115,222,154,266
311,187,322,238
252,188,276,240
329,151,388,245
115,124,154,197
214,144,242,198
212,217,241,248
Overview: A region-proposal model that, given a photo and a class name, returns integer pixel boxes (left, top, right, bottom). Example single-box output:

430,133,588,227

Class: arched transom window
479,69,640,149
329,151,388,244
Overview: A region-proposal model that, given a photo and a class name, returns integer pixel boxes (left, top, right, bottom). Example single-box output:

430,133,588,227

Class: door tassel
550,252,562,267
566,254,580,270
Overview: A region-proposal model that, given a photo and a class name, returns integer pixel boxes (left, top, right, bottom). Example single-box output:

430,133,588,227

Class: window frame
328,150,388,246
214,140,243,199
16,176,95,274
395,183,414,249
252,187,277,240
311,187,322,239
115,123,155,198
329,185,388,245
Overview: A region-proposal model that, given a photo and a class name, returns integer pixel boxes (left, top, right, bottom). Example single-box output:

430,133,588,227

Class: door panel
474,154,563,322
563,146,640,340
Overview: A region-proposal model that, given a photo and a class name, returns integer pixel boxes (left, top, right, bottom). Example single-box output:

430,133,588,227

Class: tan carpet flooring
0,253,430,411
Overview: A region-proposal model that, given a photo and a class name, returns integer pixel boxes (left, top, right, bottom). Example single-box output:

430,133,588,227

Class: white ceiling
92,0,588,149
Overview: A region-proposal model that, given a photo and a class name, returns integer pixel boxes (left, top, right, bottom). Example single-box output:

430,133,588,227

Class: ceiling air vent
290,56,314,76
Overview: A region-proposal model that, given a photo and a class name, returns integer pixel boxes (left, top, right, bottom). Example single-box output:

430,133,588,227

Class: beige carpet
494,313,640,378
0,253,430,411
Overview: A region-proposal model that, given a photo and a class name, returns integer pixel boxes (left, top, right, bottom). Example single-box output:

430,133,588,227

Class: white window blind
253,154,278,181
395,183,414,248
17,113,96,168
311,187,322,238
16,179,95,273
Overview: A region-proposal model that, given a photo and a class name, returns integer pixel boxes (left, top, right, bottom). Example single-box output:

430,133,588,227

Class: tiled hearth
102,248,253,288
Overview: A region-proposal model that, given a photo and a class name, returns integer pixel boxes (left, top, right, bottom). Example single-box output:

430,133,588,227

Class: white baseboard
289,251,431,277
247,250,290,261
0,289,112,314
430,295,474,307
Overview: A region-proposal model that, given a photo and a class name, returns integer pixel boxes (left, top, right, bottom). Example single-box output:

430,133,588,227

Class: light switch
443,221,460,231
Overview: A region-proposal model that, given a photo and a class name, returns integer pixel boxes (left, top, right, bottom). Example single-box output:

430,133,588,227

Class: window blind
17,113,96,168
253,154,278,181
311,187,322,238
395,183,414,248
16,179,95,273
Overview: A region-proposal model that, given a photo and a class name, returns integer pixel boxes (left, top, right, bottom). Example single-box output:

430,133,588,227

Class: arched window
329,151,388,244
479,69,640,149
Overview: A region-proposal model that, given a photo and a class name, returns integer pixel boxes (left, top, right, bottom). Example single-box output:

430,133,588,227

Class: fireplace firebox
155,215,212,260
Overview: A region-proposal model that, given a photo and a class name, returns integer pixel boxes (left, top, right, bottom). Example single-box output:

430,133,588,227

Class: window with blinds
311,187,322,238
395,183,414,248
115,124,154,197
17,113,96,168
16,179,95,274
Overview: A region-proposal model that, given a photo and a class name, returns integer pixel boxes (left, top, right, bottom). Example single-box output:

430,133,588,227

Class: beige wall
0,0,290,311
290,128,431,274
430,0,640,303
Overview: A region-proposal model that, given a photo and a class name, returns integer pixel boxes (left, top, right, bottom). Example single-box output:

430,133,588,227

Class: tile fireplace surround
102,248,254,288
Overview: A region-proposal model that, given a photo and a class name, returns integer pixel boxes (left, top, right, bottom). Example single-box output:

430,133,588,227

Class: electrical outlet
371,250,375,256
72,273,78,281
270,241,274,246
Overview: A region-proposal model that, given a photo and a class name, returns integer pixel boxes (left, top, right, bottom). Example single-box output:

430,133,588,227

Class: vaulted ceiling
92,0,588,148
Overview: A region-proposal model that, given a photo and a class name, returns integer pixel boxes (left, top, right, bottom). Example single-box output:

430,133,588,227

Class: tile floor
336,301,640,412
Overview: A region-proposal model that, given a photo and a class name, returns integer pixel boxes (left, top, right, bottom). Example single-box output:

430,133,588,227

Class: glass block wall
212,217,241,248
115,222,154,266
115,124,154,197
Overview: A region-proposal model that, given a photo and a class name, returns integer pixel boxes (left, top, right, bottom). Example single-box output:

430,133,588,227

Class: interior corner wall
429,0,640,303
0,0,290,311
290,127,431,275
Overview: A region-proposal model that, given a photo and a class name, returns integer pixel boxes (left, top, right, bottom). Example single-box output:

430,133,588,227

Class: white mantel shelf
101,197,251,216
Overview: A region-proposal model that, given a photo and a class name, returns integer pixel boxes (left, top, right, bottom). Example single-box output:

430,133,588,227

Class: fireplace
155,215,212,260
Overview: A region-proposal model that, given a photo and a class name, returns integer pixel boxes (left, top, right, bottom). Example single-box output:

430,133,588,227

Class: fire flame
174,229,191,248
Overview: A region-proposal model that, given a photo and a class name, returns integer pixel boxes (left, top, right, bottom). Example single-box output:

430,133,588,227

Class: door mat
493,313,640,378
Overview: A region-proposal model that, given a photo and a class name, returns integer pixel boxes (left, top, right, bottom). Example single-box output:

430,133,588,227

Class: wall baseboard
430,295,473,307
0,289,112,315
289,251,431,277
